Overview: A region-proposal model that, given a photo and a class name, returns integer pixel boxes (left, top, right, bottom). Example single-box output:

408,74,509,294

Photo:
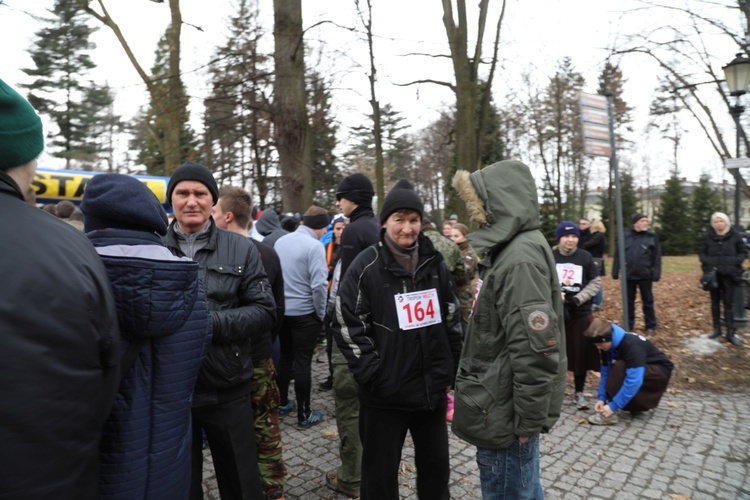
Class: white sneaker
574,392,589,410
588,412,619,426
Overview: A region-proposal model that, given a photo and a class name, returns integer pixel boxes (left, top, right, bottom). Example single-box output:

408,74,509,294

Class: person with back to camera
274,205,330,430
584,318,674,426
81,173,212,500
699,212,747,347
332,179,463,500
553,221,601,411
0,78,120,499
451,160,566,500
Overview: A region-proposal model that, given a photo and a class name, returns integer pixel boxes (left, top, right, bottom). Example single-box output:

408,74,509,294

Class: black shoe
318,377,333,391
708,329,722,339
727,332,742,347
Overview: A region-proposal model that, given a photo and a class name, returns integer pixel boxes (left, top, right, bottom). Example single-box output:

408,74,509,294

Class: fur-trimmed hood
452,160,540,256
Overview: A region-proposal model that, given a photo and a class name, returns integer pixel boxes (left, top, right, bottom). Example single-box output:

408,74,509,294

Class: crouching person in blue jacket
584,319,673,426
81,173,212,499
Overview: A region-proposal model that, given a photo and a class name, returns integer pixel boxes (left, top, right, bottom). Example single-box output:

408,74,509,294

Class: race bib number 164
395,288,442,330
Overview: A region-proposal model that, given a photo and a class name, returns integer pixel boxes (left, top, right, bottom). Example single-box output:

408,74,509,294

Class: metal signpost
580,91,629,329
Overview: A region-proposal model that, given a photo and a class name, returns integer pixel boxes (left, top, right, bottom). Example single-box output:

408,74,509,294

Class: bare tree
77,0,189,174
355,0,385,203
613,1,750,194
440,0,506,220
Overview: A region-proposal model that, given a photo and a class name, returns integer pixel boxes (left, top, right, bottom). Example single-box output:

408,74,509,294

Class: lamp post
722,52,750,328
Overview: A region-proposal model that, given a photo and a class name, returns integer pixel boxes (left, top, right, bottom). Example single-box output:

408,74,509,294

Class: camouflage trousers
251,357,287,495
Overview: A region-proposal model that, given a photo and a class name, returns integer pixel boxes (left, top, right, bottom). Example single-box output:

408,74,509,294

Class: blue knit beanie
556,221,580,241
81,173,168,236
0,79,44,170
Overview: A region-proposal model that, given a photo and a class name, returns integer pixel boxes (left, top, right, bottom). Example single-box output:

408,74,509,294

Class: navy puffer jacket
90,230,212,500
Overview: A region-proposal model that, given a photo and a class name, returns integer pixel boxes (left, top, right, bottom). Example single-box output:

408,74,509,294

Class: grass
604,254,700,274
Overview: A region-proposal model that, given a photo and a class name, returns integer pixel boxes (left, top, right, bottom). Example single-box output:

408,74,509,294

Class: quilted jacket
89,229,212,500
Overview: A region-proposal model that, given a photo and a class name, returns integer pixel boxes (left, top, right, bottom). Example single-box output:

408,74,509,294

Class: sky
0,0,741,189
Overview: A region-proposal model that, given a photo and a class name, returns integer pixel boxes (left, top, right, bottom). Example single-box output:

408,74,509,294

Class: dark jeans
277,313,323,422
710,274,736,331
605,360,671,411
324,311,334,379
626,280,657,330
190,394,263,500
359,396,450,500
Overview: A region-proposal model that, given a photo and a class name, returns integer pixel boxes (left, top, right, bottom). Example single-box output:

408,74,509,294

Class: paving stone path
200,346,750,499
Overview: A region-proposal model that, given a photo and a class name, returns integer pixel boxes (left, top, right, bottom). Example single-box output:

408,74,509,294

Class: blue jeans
476,434,543,500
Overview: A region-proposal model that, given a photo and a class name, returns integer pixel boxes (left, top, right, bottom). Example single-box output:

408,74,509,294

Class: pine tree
656,174,693,255
130,30,196,177
539,188,560,246
23,0,118,169
308,69,340,209
203,0,274,203
344,104,413,187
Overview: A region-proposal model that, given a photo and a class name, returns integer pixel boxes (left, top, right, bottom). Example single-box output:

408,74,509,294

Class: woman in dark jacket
582,220,607,310
699,212,747,347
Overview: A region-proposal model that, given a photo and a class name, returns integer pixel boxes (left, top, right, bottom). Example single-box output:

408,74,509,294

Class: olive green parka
451,160,567,450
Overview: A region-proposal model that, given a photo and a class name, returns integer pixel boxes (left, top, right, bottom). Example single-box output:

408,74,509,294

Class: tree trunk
163,0,183,173
273,0,312,213
441,0,502,222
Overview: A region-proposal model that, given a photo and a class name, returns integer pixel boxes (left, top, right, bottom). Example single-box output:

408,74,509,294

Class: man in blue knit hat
0,78,120,498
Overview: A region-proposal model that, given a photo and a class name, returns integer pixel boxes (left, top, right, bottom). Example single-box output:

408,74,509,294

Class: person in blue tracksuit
584,319,673,426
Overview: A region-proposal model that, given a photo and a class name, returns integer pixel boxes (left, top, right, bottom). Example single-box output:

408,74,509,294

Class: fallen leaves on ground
595,256,750,392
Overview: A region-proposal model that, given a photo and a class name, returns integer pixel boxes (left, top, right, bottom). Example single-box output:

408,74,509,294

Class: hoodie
255,209,289,247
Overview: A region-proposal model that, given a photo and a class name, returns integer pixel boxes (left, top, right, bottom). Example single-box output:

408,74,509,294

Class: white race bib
556,263,582,286
395,288,442,330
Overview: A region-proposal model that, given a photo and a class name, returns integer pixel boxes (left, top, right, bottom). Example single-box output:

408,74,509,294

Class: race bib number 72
395,288,442,330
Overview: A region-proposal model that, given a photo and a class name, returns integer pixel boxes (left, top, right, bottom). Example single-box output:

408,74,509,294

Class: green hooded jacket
451,160,567,450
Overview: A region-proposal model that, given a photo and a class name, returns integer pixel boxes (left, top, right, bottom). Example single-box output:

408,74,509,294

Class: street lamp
722,51,750,329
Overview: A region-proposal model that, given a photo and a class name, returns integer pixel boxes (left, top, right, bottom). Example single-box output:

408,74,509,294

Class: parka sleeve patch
519,303,558,353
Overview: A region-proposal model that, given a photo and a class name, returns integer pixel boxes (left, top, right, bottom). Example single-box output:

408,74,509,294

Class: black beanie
379,179,424,224
336,173,374,207
81,173,169,236
167,162,219,206
632,212,647,224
